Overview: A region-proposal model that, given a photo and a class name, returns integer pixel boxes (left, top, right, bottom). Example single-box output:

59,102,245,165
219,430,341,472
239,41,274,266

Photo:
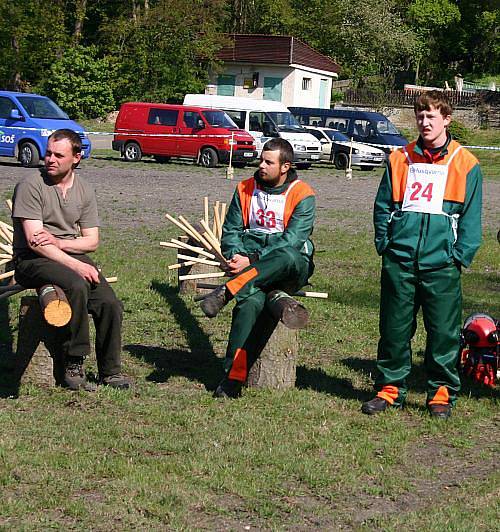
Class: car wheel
295,163,312,170
154,155,170,163
334,152,349,170
199,147,218,168
19,141,40,168
361,166,374,171
123,142,142,162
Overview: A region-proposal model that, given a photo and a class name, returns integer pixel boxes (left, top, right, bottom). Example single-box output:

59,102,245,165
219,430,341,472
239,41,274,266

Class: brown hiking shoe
63,358,87,390
100,373,132,390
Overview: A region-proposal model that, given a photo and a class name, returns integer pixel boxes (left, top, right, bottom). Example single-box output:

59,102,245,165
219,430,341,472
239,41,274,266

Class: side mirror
196,119,205,129
9,109,23,120
320,138,328,144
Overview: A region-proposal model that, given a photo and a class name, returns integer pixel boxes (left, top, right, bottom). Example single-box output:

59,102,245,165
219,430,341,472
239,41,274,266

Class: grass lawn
0,146,498,529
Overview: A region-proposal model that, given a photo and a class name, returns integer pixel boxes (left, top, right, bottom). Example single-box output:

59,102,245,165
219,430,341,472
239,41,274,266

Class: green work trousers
375,254,462,406
224,247,312,382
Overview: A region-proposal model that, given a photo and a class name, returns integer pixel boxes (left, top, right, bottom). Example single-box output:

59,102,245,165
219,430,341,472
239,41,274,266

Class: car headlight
293,144,306,151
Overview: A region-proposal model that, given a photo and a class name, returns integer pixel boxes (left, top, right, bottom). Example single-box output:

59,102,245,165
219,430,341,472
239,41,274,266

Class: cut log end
43,300,72,327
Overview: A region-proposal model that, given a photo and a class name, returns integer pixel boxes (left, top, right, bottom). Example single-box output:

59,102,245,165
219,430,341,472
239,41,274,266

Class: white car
304,126,386,170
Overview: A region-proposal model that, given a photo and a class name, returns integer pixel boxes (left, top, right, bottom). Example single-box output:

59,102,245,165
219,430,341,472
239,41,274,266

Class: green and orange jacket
221,169,315,262
374,135,482,269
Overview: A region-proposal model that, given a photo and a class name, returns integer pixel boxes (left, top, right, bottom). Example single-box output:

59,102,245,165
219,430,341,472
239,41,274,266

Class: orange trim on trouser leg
226,267,258,297
428,385,450,405
228,348,247,382
376,385,399,405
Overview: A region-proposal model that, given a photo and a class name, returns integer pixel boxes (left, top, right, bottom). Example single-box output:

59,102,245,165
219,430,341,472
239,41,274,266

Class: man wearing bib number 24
362,91,483,418
200,138,315,398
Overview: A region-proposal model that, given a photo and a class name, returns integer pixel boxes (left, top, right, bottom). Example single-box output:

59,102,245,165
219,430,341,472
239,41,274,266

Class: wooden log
0,270,15,280
37,284,72,327
163,239,216,260
266,290,309,329
176,253,221,266
14,296,60,387
246,322,297,390
203,196,209,225
177,236,221,295
179,272,226,281
178,215,213,251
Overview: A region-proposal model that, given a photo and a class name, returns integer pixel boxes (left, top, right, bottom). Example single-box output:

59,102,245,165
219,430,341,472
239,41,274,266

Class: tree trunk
246,322,297,390
73,0,87,43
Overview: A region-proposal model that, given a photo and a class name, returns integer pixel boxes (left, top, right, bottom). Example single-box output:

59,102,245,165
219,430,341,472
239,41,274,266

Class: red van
112,102,257,167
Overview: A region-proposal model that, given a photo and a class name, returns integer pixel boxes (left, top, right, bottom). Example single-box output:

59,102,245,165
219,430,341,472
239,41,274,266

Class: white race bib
402,162,448,214
248,180,301,233
401,146,461,214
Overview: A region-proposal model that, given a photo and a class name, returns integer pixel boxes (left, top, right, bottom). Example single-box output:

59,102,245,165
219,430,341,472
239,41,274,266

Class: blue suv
0,91,91,167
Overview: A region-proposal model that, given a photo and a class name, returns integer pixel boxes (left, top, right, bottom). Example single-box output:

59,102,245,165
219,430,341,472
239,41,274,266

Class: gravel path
0,158,498,234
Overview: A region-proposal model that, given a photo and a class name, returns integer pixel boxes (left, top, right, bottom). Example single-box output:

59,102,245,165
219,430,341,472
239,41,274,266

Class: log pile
162,196,230,282
0,199,15,283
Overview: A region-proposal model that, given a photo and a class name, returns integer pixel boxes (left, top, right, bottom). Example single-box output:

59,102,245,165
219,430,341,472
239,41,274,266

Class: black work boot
100,373,132,390
213,377,242,399
200,285,229,318
361,396,391,415
63,357,87,390
428,403,452,419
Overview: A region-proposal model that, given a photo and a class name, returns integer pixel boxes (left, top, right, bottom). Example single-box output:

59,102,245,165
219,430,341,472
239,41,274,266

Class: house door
319,79,328,108
217,75,235,96
263,77,282,101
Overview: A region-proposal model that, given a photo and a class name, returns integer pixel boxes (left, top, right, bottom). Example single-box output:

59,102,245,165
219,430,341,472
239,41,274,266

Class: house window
302,78,312,90
217,75,236,96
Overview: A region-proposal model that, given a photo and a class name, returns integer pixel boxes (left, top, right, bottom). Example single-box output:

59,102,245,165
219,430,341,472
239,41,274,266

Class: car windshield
376,120,399,135
17,96,69,119
324,129,350,142
267,112,304,132
202,110,238,129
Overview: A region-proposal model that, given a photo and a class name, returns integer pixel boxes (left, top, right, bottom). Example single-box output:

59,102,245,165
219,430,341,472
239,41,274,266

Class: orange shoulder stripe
237,177,256,228
284,181,315,227
444,142,479,202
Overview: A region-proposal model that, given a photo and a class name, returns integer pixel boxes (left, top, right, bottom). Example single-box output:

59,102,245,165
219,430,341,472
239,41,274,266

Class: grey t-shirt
12,171,100,255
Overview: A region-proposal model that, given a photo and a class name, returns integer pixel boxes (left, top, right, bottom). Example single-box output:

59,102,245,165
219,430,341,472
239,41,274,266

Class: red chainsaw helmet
462,313,499,348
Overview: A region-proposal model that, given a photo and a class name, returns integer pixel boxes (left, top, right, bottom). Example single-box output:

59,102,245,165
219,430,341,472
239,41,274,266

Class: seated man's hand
228,254,250,275
72,260,100,284
31,229,60,248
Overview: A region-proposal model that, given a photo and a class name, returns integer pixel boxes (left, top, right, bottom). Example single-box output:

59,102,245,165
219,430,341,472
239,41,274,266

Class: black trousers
15,253,122,377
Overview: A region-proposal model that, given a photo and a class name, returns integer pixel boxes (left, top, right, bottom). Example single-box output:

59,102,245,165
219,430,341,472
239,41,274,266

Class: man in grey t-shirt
12,129,130,390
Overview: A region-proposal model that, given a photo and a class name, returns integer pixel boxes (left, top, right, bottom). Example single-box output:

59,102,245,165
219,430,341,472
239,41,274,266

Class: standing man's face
258,149,290,187
44,138,81,181
416,105,451,149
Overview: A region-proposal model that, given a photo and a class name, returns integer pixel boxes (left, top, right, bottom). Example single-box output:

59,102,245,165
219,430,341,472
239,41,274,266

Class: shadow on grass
296,365,373,402
0,297,20,398
124,281,221,391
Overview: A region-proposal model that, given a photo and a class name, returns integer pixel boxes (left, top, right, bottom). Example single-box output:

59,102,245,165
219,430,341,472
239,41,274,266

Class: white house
207,34,341,109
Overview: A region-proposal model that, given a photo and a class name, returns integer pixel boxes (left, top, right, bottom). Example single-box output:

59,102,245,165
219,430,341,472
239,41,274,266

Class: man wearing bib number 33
200,138,315,398
362,91,483,418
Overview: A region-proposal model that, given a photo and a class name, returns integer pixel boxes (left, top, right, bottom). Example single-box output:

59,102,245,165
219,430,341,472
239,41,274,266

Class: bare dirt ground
0,158,497,235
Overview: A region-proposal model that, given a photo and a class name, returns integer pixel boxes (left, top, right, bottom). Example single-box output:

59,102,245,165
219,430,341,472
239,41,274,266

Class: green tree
39,45,116,119
104,0,225,104
406,0,461,84
0,0,68,90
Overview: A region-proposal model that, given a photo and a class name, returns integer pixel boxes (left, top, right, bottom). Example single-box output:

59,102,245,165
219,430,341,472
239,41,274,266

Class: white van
183,94,322,168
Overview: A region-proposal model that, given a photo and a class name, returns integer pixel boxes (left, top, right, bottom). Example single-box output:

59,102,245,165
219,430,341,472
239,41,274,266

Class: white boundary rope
1,125,498,150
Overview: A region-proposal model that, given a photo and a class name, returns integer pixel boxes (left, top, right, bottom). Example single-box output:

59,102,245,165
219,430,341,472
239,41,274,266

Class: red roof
218,34,340,75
